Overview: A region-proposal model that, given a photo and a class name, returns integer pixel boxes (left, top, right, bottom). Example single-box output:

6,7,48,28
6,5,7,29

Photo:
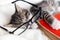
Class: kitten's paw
51,19,60,30
4,24,15,27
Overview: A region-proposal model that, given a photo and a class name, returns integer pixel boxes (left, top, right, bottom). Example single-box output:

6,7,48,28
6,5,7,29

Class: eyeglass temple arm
12,0,38,8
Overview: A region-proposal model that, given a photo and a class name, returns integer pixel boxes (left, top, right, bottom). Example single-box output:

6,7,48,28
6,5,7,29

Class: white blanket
0,28,50,40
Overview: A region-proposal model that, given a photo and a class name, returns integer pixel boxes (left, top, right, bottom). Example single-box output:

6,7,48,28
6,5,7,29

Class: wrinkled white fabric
0,3,15,26
0,28,50,40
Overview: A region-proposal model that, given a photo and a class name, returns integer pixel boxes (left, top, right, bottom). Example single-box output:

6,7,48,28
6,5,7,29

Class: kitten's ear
16,4,23,13
16,4,28,14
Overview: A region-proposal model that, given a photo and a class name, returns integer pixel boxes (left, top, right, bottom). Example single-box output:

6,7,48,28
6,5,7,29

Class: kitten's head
10,5,30,26
16,5,29,22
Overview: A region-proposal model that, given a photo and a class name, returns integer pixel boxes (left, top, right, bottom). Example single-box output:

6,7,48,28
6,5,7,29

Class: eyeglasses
0,0,42,35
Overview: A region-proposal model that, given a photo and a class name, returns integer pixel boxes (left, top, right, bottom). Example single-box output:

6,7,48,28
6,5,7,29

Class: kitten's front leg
4,24,19,28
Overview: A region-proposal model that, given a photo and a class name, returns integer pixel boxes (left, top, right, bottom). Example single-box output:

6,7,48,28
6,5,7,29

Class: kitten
4,4,29,28
4,3,38,29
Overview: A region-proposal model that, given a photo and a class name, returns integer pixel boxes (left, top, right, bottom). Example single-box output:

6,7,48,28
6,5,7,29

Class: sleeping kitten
4,2,38,29
4,4,29,28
